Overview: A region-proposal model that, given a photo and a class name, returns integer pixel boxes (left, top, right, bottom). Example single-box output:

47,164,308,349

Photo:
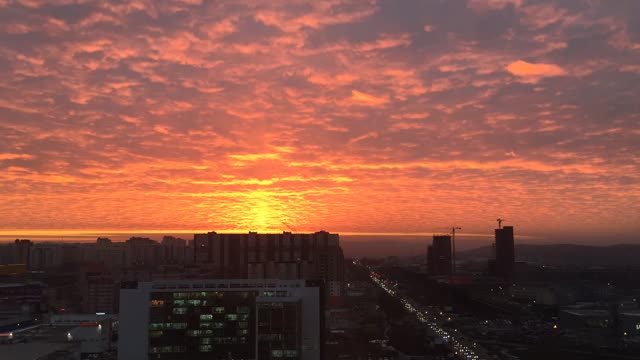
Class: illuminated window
200,314,213,321
149,323,165,330
636,324,640,331
173,307,187,314
187,300,201,306
213,307,225,313
149,330,163,338
187,329,214,336
150,346,184,353
285,350,298,357
170,322,187,330
200,345,213,352
272,350,283,358
226,314,238,321
173,292,187,299
173,300,185,306
150,300,164,307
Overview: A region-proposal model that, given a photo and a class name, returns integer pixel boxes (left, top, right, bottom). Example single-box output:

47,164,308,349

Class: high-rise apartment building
494,226,515,278
126,237,162,267
118,279,321,360
428,235,452,276
161,236,187,264
13,239,32,267
193,231,344,298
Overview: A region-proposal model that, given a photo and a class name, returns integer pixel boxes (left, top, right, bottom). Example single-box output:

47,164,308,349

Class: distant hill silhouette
457,244,640,266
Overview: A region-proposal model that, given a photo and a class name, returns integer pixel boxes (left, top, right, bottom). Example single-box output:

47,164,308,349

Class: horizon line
0,229,538,240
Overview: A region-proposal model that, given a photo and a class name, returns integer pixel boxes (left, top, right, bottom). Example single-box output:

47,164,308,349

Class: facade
161,236,187,264
126,237,162,267
80,266,117,314
494,226,515,278
29,241,127,270
0,282,46,316
428,235,452,276
193,231,344,298
13,240,32,266
118,279,321,360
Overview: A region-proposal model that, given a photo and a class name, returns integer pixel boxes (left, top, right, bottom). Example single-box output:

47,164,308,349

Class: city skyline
1,0,639,243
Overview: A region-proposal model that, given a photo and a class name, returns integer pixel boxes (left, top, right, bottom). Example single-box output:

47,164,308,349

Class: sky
0,0,639,244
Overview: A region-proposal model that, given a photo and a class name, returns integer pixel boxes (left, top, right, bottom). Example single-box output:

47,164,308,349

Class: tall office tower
494,226,515,278
193,231,345,298
119,279,321,360
428,235,452,276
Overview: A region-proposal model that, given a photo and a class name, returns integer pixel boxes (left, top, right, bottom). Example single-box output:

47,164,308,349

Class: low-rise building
119,279,322,360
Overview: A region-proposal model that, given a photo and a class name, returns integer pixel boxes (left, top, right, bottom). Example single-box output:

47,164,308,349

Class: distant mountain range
457,244,640,266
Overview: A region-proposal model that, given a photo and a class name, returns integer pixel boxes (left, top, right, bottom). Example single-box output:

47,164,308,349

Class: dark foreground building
118,279,321,360
494,226,515,278
428,235,452,276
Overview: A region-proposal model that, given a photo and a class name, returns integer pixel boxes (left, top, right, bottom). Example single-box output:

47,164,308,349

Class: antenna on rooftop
496,218,506,229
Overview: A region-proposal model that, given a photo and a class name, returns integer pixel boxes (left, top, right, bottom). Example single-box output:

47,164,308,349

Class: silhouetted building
494,226,515,278
13,239,32,267
193,231,344,298
426,245,434,274
428,235,452,276
126,237,161,267
96,237,112,247
119,279,321,360
161,236,187,264
81,265,117,314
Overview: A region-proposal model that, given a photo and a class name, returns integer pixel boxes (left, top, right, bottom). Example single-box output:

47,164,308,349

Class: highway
360,261,488,360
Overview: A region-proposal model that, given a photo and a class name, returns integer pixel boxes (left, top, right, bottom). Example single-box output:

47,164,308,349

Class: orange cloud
350,90,389,106
506,60,567,79
348,131,378,144
0,153,34,161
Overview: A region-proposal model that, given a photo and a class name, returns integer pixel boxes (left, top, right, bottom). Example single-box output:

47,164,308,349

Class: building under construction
489,219,516,278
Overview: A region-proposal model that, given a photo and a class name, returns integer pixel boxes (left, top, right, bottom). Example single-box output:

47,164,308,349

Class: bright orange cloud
350,90,389,106
506,60,567,78
0,153,34,161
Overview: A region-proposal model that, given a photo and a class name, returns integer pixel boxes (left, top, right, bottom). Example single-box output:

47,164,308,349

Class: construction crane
451,226,461,276
496,218,506,229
